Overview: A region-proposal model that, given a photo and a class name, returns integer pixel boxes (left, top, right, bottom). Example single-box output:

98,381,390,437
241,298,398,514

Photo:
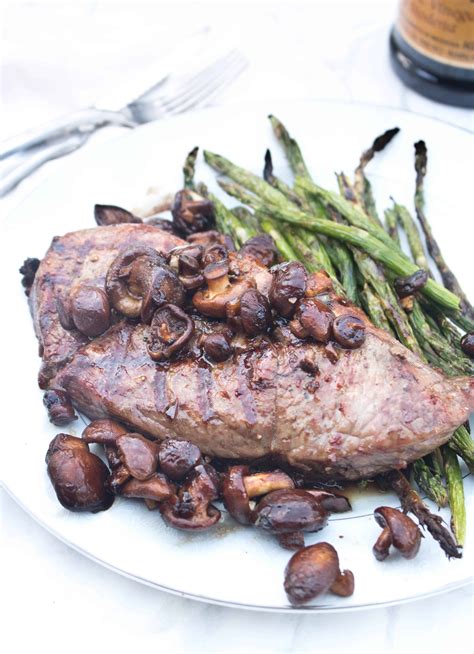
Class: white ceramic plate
1,101,473,612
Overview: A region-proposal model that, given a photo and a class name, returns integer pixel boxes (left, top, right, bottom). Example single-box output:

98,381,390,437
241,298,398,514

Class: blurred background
2,0,472,213
3,0,472,131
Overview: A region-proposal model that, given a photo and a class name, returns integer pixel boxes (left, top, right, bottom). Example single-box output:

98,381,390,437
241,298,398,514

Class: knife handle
0,132,91,197
0,108,136,160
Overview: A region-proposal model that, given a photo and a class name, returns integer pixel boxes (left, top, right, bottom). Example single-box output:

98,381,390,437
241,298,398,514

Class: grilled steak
29,224,183,387
51,319,473,479
31,225,474,480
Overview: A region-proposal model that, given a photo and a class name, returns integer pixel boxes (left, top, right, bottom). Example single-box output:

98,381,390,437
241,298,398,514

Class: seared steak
29,224,183,387
31,225,474,479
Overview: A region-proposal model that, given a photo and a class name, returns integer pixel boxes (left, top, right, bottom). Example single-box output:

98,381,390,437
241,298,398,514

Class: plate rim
2,97,472,227
2,98,473,612
2,482,472,613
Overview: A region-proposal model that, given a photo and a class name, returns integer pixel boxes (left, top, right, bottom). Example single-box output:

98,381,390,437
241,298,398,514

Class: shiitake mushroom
239,234,277,268
160,463,221,531
106,246,185,321
292,298,334,343
106,246,165,318
147,304,194,361
94,204,142,226
171,190,215,236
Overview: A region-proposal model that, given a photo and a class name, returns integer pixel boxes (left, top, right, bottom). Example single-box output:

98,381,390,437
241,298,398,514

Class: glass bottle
390,0,474,108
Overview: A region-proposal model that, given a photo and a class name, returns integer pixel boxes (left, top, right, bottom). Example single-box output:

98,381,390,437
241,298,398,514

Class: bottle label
397,0,474,69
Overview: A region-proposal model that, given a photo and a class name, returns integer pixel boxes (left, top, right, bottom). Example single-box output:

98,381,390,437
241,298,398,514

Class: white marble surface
1,1,472,652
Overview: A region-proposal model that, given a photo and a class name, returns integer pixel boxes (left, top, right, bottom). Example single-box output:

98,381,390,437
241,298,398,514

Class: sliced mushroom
145,216,176,233
202,242,229,267
372,506,422,561
168,244,204,290
269,262,307,318
193,260,254,318
188,230,235,252
292,298,334,343
119,474,175,502
140,264,185,323
104,444,130,492
43,389,77,426
158,438,202,481
116,433,159,480
46,434,114,513
82,419,128,445
171,189,215,236
94,204,142,226
70,285,111,337
147,304,195,361
239,234,277,268
160,463,221,530
304,270,334,297
85,430,161,490
252,489,328,535
105,246,165,318
244,471,295,498
284,542,354,606
222,467,296,526
222,465,252,525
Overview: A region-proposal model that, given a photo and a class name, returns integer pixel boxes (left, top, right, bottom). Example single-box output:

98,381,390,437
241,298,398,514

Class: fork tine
168,58,247,115
190,56,248,109
163,52,248,115
160,50,245,111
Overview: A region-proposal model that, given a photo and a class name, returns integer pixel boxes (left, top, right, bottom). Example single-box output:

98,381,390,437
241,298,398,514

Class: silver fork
0,49,247,196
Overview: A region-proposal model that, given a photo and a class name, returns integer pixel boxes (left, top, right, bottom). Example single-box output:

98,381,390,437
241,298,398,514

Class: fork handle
0,132,91,197
0,108,136,160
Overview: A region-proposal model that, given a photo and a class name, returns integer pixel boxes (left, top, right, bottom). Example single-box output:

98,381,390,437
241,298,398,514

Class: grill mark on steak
196,365,216,423
235,355,258,426
153,368,169,413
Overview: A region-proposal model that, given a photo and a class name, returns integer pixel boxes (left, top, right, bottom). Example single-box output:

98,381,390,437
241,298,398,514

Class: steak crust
29,224,183,387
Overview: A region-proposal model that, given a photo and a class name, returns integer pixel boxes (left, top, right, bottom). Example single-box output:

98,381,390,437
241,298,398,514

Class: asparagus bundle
192,115,472,555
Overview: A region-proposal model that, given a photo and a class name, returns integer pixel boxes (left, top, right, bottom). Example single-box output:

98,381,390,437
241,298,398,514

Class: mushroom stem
373,527,393,561
330,570,355,597
243,471,295,498
207,275,231,296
